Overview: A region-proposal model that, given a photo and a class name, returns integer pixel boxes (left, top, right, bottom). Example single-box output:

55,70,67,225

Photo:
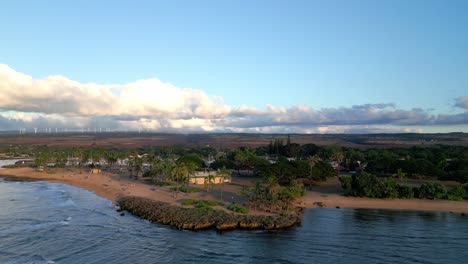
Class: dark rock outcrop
117,196,302,231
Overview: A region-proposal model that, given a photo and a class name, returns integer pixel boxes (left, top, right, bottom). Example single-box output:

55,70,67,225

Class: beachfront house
66,157,81,166
189,170,231,185
14,160,34,167
116,158,129,167
90,168,101,174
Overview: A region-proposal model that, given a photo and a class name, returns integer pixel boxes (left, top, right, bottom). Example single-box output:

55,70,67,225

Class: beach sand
295,178,468,213
1,167,467,214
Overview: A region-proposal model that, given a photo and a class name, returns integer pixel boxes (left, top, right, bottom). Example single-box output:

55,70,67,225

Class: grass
181,199,225,213
171,186,202,193
153,181,173,186
182,199,224,207
227,204,249,214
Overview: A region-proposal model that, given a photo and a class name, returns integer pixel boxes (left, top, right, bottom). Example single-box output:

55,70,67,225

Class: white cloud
0,64,466,134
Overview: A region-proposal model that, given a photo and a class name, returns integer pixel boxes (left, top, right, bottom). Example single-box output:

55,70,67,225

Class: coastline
0,167,302,231
297,191,468,214
1,167,467,216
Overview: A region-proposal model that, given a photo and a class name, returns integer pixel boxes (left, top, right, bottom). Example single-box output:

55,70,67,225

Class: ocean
0,161,467,263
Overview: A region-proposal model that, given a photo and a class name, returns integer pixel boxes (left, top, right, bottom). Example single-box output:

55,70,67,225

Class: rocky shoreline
117,196,303,231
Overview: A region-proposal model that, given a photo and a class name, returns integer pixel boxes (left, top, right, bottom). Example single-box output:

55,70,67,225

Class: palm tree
184,161,199,188
263,173,279,211
133,156,143,180
171,164,188,199
128,153,143,180
307,155,320,180
216,167,231,202
204,174,215,192
104,150,118,171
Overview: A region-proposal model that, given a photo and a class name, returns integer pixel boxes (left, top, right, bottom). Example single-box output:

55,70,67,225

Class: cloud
0,64,466,134
0,64,230,119
455,96,468,109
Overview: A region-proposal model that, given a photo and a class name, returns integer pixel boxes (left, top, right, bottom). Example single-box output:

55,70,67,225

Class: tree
129,154,143,180
182,160,199,187
418,182,447,199
307,155,320,180
204,174,215,192
171,164,188,199
216,167,231,201
311,161,337,181
177,154,205,168
34,151,49,167
104,150,118,170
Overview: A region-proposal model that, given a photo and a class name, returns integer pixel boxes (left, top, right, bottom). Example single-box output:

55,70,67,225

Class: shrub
171,186,202,193
227,204,249,214
446,186,466,201
182,199,197,206
418,182,447,199
182,199,224,207
398,185,414,199
311,161,338,181
153,181,172,186
351,173,383,198
339,176,353,196
382,178,399,198
277,187,305,201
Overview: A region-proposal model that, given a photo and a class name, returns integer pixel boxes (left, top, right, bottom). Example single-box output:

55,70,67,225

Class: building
14,160,34,167
90,168,101,174
66,157,81,166
189,170,231,185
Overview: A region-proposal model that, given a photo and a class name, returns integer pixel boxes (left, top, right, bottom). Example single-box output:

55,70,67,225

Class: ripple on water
1,180,467,264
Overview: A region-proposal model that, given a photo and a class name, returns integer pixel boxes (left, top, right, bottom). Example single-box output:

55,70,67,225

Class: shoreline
296,191,468,214
0,167,467,215
0,167,302,231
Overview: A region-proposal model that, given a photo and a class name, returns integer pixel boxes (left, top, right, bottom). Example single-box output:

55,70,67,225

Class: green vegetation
418,182,447,199
171,186,202,193
241,178,306,213
181,199,225,213
4,135,467,184
398,185,414,199
182,199,224,207
340,173,465,201
446,185,466,201
227,204,249,214
154,181,173,186
3,136,467,209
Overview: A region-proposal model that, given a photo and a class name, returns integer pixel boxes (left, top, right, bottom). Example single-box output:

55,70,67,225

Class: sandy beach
0,167,467,214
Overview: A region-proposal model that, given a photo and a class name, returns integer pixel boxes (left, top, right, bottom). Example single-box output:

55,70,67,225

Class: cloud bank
0,64,466,133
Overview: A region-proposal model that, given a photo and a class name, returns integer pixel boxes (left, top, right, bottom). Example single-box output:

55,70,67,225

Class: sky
0,0,467,133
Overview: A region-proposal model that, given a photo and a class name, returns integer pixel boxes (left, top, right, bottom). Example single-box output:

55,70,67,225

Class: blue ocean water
0,167,467,263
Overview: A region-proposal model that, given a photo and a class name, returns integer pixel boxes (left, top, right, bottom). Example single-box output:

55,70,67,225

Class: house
235,169,254,177
116,158,129,166
90,168,101,174
66,157,81,166
14,160,34,167
203,155,215,167
189,170,230,185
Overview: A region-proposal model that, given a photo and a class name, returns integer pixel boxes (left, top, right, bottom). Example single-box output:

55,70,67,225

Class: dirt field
0,132,466,149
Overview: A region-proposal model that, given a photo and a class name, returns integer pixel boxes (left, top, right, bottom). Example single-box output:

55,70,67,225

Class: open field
0,132,466,149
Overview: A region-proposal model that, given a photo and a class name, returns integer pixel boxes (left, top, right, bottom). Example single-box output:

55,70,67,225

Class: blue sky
0,0,467,133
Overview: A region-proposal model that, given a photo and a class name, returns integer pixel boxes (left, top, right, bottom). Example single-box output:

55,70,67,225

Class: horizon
0,0,467,134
